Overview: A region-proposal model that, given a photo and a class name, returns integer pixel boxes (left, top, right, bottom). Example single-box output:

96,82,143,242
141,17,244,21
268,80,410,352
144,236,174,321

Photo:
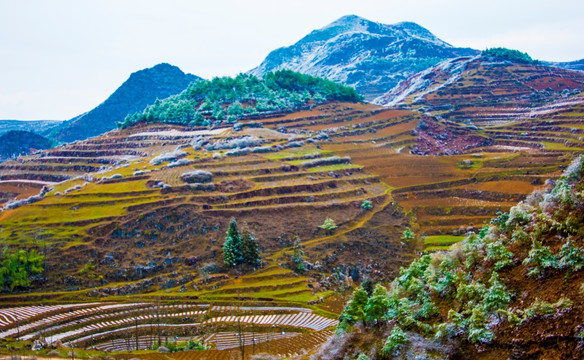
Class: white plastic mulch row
211,331,300,350
66,322,202,346
21,307,206,341
92,335,198,351
204,312,338,331
211,305,312,313
41,311,206,344
0,303,102,327
0,303,145,339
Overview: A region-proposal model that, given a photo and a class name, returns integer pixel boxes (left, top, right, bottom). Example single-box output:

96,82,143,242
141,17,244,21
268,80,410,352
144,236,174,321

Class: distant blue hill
50,63,201,143
0,120,62,137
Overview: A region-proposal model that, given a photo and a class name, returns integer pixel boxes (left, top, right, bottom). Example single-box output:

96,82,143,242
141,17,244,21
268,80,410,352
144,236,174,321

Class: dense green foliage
0,249,44,290
338,156,584,357
223,219,242,268
482,47,536,64
241,229,260,267
223,219,260,268
119,70,362,128
152,339,208,352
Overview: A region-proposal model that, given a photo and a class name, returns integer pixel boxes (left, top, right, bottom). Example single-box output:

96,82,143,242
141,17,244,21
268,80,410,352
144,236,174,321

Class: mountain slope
51,63,200,143
250,15,478,101
0,131,52,162
375,54,584,109
322,156,584,359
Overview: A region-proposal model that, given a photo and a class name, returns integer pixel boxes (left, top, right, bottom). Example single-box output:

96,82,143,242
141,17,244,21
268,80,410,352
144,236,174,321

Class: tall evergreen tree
241,230,260,267
223,218,242,268
223,236,239,268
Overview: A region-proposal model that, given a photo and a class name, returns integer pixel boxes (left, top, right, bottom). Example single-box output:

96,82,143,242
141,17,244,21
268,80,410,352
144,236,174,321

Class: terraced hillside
1,95,583,297
376,55,584,108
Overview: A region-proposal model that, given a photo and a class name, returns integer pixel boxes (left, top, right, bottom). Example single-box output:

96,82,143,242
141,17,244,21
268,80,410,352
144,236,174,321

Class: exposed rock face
250,15,477,100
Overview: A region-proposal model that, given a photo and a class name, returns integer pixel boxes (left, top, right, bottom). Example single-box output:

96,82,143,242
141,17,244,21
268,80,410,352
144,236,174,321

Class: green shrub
558,240,584,271
485,240,514,270
382,326,409,356
401,228,415,242
360,200,373,210
319,217,337,235
341,287,369,324
523,297,573,320
364,284,390,323
291,236,305,271
523,239,559,277
467,308,494,343
490,211,510,230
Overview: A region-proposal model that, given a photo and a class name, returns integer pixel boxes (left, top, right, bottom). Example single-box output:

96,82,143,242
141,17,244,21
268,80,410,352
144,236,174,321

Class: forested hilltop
322,157,584,359
119,70,362,128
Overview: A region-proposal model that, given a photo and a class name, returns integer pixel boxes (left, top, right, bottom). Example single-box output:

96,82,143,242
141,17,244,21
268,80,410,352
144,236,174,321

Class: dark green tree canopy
241,230,260,267
120,70,363,128
223,219,261,269
482,47,536,64
0,249,45,291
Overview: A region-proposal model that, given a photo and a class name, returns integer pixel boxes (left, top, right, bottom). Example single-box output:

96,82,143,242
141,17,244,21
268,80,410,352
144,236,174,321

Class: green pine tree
342,286,369,324
223,218,242,268
364,284,390,324
241,229,260,267
223,236,239,268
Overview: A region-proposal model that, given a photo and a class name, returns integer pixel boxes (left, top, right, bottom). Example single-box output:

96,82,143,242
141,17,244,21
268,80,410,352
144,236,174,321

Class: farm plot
0,302,338,359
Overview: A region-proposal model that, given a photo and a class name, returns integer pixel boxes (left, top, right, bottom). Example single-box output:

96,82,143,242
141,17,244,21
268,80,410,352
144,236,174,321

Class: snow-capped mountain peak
250,15,478,100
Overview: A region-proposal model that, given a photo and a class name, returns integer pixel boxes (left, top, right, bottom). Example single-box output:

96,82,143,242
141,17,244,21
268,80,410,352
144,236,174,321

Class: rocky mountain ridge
250,15,478,101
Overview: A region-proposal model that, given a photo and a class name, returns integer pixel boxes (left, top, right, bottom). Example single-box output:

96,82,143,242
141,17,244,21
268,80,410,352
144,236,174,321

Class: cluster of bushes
482,47,536,64
153,339,208,352
335,156,584,358
0,249,45,291
119,70,362,128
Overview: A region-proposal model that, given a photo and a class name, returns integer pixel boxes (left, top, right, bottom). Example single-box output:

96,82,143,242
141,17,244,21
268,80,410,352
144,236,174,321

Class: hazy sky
1,0,583,120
